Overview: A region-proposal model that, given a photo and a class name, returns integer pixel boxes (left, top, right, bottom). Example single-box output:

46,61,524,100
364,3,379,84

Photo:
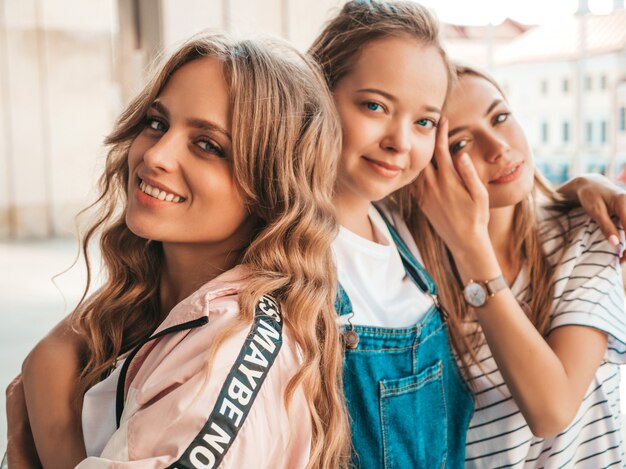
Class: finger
432,118,455,175
585,197,621,248
454,153,487,203
611,193,626,232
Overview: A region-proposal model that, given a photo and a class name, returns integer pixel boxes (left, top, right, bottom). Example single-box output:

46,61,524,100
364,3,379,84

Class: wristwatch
462,275,508,308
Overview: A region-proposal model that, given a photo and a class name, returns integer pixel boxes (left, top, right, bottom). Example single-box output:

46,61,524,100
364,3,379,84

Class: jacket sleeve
75,315,311,469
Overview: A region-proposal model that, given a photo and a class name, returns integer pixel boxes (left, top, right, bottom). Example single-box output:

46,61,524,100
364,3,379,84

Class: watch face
464,282,487,307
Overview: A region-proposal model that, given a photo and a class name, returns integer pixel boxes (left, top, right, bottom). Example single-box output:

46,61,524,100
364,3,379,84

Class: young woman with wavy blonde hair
6,33,350,468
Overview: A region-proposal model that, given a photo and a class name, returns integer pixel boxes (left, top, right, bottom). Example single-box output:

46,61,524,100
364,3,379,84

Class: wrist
450,238,501,282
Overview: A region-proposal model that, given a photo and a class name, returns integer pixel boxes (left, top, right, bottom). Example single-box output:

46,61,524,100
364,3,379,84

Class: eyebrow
150,101,232,141
448,99,503,138
356,88,441,114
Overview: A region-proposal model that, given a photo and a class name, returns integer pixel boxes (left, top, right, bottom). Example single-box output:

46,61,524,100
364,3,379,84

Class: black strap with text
167,294,283,469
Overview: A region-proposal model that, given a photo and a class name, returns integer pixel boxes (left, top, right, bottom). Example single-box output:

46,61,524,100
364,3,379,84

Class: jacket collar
153,264,250,334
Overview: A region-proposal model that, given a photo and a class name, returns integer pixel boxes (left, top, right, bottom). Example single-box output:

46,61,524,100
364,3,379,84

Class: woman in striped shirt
411,65,626,467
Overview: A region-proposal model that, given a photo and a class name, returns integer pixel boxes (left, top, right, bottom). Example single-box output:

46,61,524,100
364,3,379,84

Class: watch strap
484,275,508,296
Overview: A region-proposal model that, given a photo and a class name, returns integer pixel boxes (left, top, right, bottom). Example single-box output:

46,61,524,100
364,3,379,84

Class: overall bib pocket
379,360,447,469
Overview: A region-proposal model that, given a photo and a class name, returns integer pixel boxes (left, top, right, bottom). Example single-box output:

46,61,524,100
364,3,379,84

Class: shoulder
537,206,620,264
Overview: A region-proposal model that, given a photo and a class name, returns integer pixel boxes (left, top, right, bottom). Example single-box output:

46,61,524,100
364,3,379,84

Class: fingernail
459,153,470,165
609,234,620,247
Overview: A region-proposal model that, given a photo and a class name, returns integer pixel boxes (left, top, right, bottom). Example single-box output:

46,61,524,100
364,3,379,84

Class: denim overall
336,212,473,469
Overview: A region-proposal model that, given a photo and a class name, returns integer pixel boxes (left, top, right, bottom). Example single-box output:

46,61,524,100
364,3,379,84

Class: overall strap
335,282,354,317
374,206,437,296
163,294,283,469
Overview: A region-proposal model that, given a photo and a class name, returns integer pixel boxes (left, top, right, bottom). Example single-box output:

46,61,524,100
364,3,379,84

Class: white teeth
138,180,183,203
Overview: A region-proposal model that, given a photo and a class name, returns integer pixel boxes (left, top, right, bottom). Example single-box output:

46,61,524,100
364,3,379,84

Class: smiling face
125,57,253,249
445,74,535,208
332,35,448,204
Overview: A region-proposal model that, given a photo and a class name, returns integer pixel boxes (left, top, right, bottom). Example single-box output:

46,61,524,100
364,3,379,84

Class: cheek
127,137,146,173
340,112,369,150
409,135,436,173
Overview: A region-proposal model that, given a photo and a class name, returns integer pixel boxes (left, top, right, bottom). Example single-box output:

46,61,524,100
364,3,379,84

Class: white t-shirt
81,359,125,456
332,204,433,328
465,208,626,468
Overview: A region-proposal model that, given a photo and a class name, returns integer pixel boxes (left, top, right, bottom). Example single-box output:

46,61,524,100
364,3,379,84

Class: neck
333,188,377,241
488,204,519,283
159,241,244,314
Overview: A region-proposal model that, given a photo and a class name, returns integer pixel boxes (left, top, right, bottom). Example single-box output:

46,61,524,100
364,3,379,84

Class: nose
380,118,411,154
142,131,182,172
479,129,511,163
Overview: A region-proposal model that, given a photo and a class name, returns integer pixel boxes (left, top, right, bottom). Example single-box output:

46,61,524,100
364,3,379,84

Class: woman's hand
558,174,626,248
5,375,43,469
415,119,497,278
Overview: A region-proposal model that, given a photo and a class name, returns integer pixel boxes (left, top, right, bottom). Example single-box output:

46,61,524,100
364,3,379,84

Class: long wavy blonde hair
71,33,350,468
406,65,575,379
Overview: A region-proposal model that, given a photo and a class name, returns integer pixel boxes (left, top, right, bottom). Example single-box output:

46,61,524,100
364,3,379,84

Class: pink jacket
76,266,312,468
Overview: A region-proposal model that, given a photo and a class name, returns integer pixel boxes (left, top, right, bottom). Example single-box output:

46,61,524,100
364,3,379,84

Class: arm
558,174,626,247
5,376,43,468
417,120,611,437
21,316,88,468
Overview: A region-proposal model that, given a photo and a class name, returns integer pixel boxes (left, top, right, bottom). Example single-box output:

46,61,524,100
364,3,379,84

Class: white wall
0,0,117,238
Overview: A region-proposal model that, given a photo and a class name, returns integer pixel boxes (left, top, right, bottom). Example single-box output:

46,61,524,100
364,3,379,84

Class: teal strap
374,206,437,296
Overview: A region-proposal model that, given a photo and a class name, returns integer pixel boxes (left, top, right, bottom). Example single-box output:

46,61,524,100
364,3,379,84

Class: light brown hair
72,33,349,468
407,64,574,381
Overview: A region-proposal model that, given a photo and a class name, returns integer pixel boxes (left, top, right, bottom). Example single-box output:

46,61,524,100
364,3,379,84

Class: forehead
344,35,448,107
158,57,232,128
446,75,503,116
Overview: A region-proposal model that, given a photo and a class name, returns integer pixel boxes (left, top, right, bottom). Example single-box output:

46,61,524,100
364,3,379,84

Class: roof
442,18,531,41
495,9,626,64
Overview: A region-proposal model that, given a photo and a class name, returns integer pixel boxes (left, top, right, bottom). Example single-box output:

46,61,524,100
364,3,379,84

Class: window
563,121,570,143
541,122,549,144
540,80,548,95
601,120,607,144
620,107,625,132
586,121,593,143
585,75,592,91
562,78,569,93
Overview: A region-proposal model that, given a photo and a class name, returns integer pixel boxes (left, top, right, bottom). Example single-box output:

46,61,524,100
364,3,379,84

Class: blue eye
197,139,225,158
365,102,382,112
416,118,436,128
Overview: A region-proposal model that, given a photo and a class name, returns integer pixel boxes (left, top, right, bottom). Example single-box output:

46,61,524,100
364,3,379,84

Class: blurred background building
1,0,625,239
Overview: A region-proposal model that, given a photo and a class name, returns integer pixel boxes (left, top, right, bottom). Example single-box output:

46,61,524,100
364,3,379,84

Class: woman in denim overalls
336,208,473,468
309,2,474,467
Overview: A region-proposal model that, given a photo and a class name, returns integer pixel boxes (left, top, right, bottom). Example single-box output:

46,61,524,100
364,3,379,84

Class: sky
418,0,616,25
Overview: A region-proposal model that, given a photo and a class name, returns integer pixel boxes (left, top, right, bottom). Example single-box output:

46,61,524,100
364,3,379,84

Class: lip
362,156,403,179
489,161,524,184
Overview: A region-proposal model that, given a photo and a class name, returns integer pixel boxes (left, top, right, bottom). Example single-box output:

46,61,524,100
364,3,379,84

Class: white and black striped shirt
465,208,626,468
